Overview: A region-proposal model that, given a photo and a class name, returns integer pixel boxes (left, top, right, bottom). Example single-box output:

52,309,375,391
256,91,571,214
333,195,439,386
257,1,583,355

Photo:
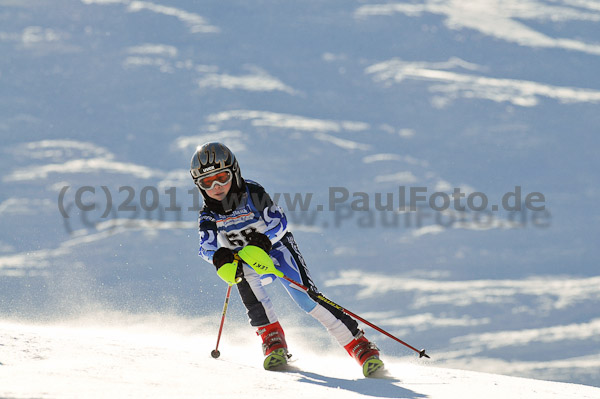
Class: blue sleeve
198,211,218,264
246,180,288,244
263,202,288,244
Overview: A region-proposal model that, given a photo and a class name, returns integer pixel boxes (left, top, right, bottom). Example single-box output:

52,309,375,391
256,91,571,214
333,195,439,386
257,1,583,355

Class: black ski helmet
190,142,242,191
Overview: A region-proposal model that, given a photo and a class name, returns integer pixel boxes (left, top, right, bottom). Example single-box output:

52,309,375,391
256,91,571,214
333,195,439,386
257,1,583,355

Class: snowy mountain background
1,0,599,391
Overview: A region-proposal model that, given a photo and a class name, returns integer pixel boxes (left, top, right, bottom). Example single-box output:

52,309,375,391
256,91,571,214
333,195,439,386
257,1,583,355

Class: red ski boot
257,321,289,370
344,332,384,377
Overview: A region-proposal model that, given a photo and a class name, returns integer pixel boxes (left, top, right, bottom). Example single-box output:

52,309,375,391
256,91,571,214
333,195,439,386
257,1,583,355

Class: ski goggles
195,169,233,190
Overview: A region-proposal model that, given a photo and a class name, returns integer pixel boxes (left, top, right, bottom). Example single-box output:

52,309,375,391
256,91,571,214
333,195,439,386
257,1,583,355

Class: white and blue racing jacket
198,180,288,263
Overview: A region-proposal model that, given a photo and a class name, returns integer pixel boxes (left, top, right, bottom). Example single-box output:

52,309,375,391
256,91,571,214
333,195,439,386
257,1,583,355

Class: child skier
190,142,384,377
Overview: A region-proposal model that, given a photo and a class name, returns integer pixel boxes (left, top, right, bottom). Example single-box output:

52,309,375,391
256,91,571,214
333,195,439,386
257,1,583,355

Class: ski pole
211,284,233,359
280,275,430,359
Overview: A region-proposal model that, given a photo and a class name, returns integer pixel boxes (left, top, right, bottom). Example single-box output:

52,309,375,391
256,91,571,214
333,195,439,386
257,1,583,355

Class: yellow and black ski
263,348,289,370
362,356,385,377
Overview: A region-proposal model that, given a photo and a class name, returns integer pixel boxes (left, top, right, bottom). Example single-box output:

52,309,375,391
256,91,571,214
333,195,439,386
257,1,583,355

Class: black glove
213,247,235,269
247,232,272,253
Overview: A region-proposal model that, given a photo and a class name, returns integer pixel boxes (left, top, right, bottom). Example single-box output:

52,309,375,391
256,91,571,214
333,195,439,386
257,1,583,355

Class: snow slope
2,315,599,399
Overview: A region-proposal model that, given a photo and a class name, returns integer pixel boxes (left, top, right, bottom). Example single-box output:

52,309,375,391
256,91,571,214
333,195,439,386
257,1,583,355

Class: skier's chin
212,192,227,201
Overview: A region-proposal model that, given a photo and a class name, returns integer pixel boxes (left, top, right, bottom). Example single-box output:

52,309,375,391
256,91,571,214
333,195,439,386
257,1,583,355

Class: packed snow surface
1,315,599,399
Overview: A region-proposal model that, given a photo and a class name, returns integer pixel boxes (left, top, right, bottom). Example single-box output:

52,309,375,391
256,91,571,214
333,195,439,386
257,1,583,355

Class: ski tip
419,349,430,359
363,357,385,377
263,348,289,370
